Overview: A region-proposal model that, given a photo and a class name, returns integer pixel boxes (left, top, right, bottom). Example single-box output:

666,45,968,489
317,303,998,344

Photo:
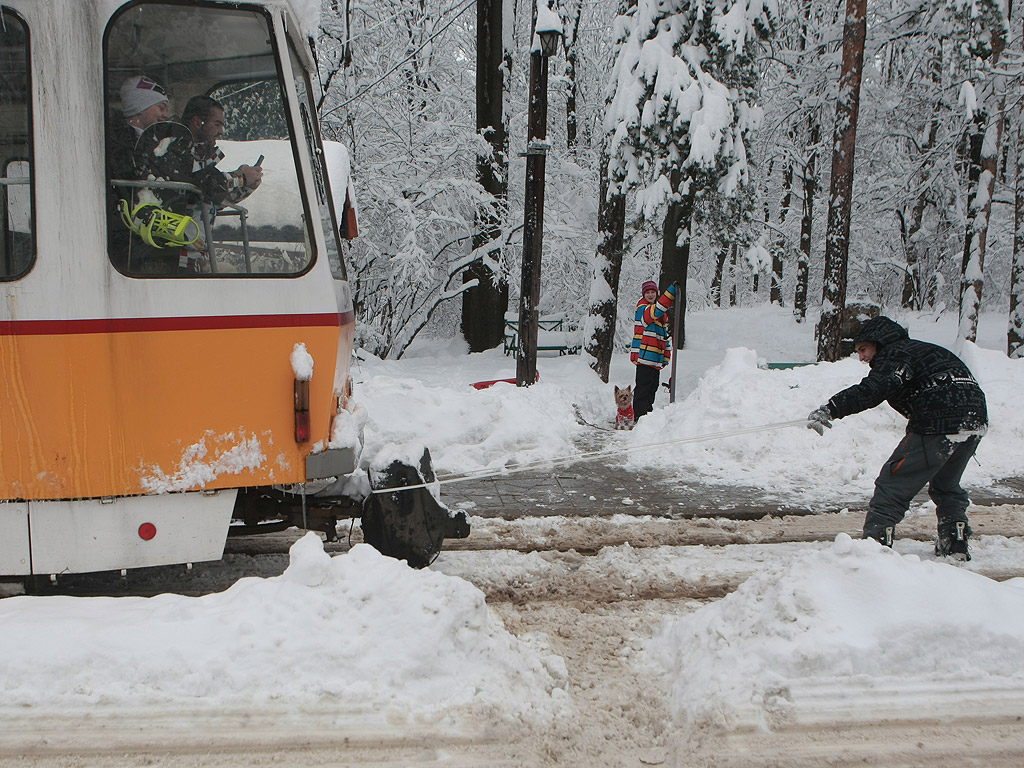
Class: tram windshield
0,6,33,280
104,2,313,277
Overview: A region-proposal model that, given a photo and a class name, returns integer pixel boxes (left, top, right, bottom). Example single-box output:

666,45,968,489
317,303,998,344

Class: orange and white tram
0,0,363,578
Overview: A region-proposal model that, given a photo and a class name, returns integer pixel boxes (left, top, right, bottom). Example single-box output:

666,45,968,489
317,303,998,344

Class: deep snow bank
0,535,568,724
646,533,1024,729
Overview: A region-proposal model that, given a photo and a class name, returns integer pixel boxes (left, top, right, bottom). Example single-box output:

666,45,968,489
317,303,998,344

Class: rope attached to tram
368,419,809,495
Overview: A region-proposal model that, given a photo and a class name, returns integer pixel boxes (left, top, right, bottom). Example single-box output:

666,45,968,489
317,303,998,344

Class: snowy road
5,504,1024,767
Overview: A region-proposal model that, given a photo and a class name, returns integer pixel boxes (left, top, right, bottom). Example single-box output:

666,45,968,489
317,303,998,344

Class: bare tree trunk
463,0,509,352
794,120,818,323
563,0,582,153
1010,120,1024,358
729,244,738,307
770,250,785,306
770,162,789,306
585,0,633,382
898,185,928,310
817,0,867,362
659,171,694,349
959,115,1004,345
328,0,353,68
712,246,728,307
586,154,626,382
899,47,943,310
958,116,1004,345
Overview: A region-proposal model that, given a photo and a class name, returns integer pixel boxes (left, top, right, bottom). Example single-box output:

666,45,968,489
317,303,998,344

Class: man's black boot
935,521,971,561
864,526,894,548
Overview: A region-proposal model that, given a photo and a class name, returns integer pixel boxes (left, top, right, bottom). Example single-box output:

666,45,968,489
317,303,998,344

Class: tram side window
0,8,33,280
105,3,313,277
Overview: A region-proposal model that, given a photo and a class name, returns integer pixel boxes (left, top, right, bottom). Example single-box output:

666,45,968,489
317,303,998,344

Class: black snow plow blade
362,447,469,568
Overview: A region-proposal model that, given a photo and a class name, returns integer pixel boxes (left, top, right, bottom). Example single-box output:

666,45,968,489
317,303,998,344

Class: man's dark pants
863,432,982,540
633,364,661,421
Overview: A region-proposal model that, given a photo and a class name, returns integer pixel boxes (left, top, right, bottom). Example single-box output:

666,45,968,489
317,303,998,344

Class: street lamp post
515,3,562,387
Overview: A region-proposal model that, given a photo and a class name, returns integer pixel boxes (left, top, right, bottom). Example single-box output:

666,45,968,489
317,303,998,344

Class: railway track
25,503,1024,598
6,503,1024,767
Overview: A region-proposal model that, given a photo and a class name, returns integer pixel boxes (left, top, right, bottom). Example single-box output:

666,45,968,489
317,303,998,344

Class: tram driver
180,94,264,257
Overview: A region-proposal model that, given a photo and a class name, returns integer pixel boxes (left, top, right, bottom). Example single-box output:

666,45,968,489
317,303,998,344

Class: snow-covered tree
816,0,868,361
584,0,634,382
1011,117,1024,358
316,0,500,357
605,0,777,346
755,0,841,322
463,0,511,353
952,0,1010,346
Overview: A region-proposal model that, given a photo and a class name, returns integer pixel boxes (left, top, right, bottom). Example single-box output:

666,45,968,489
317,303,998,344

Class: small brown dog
614,385,635,430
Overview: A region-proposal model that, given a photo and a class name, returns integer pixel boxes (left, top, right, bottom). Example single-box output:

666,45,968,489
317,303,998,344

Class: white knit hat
120,75,168,117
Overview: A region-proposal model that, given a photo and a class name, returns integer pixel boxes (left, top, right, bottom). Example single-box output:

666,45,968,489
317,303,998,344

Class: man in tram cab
109,78,263,274
180,95,264,228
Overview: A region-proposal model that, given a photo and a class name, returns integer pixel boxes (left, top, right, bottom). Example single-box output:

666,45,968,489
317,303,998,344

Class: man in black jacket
807,316,988,559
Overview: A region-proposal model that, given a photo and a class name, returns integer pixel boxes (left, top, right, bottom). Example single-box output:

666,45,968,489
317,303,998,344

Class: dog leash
369,419,809,495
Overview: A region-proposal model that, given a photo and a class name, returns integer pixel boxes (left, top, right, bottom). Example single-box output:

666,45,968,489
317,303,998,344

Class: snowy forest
312,0,1024,370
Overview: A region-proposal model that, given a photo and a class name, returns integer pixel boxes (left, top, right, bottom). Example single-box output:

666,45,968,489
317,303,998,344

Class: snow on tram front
0,0,367,581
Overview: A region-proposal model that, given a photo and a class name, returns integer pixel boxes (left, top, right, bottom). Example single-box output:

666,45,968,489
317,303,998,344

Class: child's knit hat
641,280,658,294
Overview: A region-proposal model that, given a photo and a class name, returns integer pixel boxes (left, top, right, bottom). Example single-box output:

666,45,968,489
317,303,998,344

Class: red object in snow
471,372,540,390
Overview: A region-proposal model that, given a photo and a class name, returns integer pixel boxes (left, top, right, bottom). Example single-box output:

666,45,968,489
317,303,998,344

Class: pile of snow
0,535,568,724
646,533,1024,729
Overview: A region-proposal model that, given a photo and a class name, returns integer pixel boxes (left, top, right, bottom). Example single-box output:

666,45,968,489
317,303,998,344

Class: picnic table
503,312,581,356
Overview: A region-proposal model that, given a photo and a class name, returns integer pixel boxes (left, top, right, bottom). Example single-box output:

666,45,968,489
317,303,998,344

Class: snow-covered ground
2,306,1023,762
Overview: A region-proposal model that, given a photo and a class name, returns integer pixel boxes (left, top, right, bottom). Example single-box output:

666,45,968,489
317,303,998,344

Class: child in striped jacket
630,280,677,420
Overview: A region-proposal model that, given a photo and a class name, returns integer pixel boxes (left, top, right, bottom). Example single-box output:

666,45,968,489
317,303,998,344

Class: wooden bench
503,313,581,356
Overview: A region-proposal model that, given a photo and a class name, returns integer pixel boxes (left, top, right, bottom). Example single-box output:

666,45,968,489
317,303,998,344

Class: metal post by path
669,282,681,403
516,49,550,387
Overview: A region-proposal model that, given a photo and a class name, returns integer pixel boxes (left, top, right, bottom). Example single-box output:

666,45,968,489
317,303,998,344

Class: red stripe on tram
0,312,353,336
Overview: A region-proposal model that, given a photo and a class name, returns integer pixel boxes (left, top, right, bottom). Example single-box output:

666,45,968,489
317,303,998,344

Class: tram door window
104,3,314,277
0,7,33,280
288,40,347,281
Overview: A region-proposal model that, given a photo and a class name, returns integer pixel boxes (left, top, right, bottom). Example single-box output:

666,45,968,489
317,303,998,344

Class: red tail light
294,378,310,443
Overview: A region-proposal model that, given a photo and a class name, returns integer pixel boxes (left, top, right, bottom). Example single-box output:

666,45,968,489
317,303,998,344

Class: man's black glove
807,406,832,436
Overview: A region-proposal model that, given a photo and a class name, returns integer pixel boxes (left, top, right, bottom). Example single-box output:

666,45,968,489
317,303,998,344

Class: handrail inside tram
111,178,256,274
111,178,203,194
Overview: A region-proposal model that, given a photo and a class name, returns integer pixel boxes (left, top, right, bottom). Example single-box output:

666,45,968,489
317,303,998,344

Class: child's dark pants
633,364,660,421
